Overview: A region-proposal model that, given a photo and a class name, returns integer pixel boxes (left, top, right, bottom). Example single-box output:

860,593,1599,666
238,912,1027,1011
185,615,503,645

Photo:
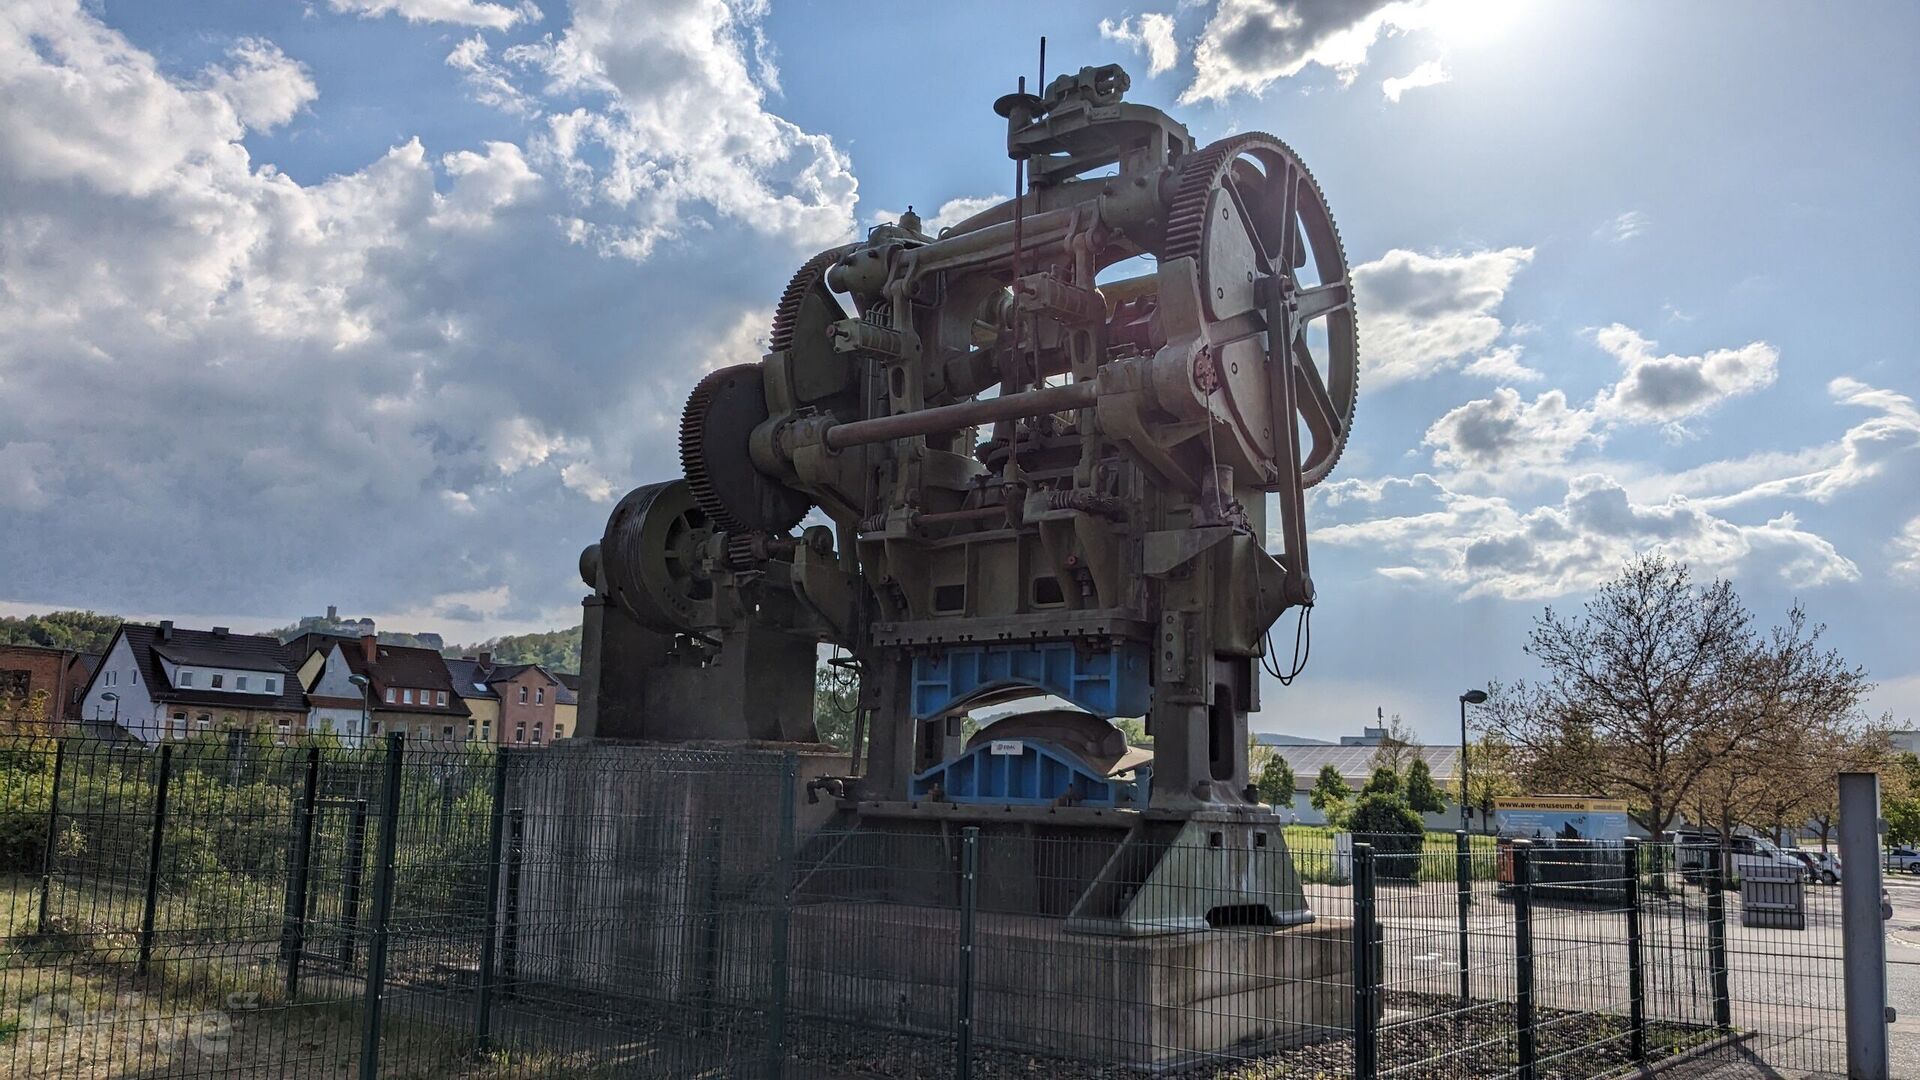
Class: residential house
553,671,579,737
78,622,308,744
445,656,500,746
446,655,573,748
299,635,469,746
0,644,97,734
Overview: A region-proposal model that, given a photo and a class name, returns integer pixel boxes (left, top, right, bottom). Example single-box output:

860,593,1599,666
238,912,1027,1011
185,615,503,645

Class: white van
1669,830,1809,883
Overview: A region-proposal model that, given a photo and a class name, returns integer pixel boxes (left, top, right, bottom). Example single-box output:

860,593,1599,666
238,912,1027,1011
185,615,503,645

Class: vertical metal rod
475,748,511,1053
1351,842,1376,1080
282,746,322,998
767,752,798,1079
339,798,368,969
1513,839,1536,1080
1624,837,1647,1064
1455,830,1471,1005
1706,842,1731,1032
1838,771,1891,1080
1459,697,1471,833
1037,36,1046,92
358,732,405,1080
137,742,174,977
36,738,66,933
697,815,722,1032
955,825,979,1080
502,807,525,1001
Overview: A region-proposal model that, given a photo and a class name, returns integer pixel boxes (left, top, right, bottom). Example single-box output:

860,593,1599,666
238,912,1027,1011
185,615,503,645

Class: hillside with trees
449,626,582,672
0,610,121,654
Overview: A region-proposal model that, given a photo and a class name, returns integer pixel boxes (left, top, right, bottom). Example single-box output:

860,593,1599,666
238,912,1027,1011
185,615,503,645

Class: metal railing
0,734,1857,1077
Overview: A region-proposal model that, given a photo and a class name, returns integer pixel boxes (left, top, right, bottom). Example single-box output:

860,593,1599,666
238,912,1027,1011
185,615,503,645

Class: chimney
360,634,379,664
477,651,492,668
158,620,173,641
212,626,229,638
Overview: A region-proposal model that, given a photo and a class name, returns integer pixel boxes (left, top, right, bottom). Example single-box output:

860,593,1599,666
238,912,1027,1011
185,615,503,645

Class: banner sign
1495,795,1631,842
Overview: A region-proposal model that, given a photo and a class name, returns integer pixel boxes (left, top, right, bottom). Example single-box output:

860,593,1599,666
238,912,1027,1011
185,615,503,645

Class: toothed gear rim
679,363,812,535
1163,133,1358,488
769,243,857,353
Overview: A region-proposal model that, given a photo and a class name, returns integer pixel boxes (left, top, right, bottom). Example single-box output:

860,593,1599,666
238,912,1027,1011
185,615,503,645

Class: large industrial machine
578,61,1357,933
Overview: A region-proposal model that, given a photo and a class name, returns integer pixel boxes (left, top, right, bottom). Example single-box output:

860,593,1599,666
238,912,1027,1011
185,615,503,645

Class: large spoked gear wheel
679,363,813,535
600,479,718,633
1163,133,1358,487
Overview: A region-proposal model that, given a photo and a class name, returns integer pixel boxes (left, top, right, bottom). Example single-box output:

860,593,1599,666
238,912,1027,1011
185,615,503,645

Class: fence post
1513,839,1536,1080
766,751,798,1079
503,807,525,1001
1623,837,1646,1064
1838,771,1891,1080
1351,842,1376,1080
358,733,405,1080
36,737,66,934
282,745,322,998
339,797,368,969
1455,829,1471,1005
474,748,511,1054
137,742,174,977
1705,842,1731,1033
955,825,979,1080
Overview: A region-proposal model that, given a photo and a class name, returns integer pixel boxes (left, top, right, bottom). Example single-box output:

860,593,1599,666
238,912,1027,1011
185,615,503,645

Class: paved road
1882,874,1920,1079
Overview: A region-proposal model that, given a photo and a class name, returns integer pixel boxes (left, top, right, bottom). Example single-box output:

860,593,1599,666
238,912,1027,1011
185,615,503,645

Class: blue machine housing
909,641,1151,721
910,735,1152,807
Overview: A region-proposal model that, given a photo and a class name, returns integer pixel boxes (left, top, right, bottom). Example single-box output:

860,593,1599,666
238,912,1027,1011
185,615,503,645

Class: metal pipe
823,380,1096,450
1839,771,1890,1079
1097,272,1159,310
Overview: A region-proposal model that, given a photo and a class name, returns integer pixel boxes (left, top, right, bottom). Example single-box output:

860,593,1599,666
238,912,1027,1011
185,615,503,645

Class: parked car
1785,849,1840,885
1668,830,1808,883
1887,847,1920,874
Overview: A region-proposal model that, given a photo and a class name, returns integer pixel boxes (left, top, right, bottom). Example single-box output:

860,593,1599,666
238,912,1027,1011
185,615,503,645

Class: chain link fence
0,734,1856,1077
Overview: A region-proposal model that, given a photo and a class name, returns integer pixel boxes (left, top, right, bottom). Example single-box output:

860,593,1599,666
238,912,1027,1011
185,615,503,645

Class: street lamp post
1458,689,1488,833
348,674,372,745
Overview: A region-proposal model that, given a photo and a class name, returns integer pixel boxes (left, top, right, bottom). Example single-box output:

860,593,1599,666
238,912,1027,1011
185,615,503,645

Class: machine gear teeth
1162,133,1359,487
769,244,857,352
679,364,812,535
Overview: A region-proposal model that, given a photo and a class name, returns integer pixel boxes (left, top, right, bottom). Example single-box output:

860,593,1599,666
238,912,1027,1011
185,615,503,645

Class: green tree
1404,757,1447,815
1362,765,1401,798
1310,764,1353,827
1349,790,1425,881
451,626,583,672
1886,753,1920,846
1112,717,1153,748
1464,734,1522,833
0,610,121,653
813,664,860,751
1254,752,1296,808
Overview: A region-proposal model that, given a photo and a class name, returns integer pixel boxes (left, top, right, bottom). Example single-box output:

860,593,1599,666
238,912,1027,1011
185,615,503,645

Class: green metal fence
0,734,1852,1078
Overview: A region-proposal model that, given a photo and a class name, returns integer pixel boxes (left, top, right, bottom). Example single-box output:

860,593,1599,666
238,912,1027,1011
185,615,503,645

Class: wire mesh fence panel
0,736,1868,1078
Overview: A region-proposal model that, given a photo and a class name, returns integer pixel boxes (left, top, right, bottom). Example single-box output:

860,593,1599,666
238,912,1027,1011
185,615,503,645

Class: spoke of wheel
1293,280,1351,323
1219,176,1274,277
1292,339,1342,446
1276,161,1301,269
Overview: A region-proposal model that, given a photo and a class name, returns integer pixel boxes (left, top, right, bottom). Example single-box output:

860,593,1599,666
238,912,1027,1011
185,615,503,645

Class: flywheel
600,479,718,633
1163,133,1358,487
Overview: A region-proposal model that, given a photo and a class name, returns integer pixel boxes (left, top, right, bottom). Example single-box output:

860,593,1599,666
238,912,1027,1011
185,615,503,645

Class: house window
371,721,381,735
554,724,564,740
442,725,453,738
481,722,491,742
401,689,412,705
517,687,528,704
385,688,396,703
196,714,211,731
210,674,224,689
169,711,186,739
265,677,278,694
535,687,545,705
466,721,475,741
514,723,525,744
236,676,249,691
105,670,116,687
276,720,290,745
532,722,543,746
179,670,192,687
436,690,447,706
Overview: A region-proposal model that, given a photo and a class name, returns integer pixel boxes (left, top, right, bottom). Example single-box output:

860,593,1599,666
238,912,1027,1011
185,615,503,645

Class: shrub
1349,791,1425,882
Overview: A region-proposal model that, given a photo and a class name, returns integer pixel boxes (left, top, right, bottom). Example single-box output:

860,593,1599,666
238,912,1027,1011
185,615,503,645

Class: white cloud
328,0,536,31
0,0,858,626
1597,210,1650,244
201,39,317,132
447,35,535,115
1381,59,1449,103
1591,323,1778,427
1351,246,1534,384
1099,13,1181,77
1699,378,1920,507
1183,0,1439,103
1460,344,1542,382
1892,517,1920,584
1424,388,1597,469
867,194,1003,234
1312,471,1859,599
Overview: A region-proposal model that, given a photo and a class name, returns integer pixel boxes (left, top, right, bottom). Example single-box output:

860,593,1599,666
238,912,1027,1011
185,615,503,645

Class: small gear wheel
679,363,812,534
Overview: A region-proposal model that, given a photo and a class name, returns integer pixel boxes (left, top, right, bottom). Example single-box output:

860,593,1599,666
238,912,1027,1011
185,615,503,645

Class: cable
1262,603,1313,685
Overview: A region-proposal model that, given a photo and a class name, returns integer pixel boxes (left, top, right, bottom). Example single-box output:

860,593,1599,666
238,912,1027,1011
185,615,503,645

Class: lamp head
100,692,118,702
348,674,370,688
1460,689,1489,705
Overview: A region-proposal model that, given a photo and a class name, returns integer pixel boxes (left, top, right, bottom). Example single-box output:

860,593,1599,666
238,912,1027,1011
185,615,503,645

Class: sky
1,0,1916,741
